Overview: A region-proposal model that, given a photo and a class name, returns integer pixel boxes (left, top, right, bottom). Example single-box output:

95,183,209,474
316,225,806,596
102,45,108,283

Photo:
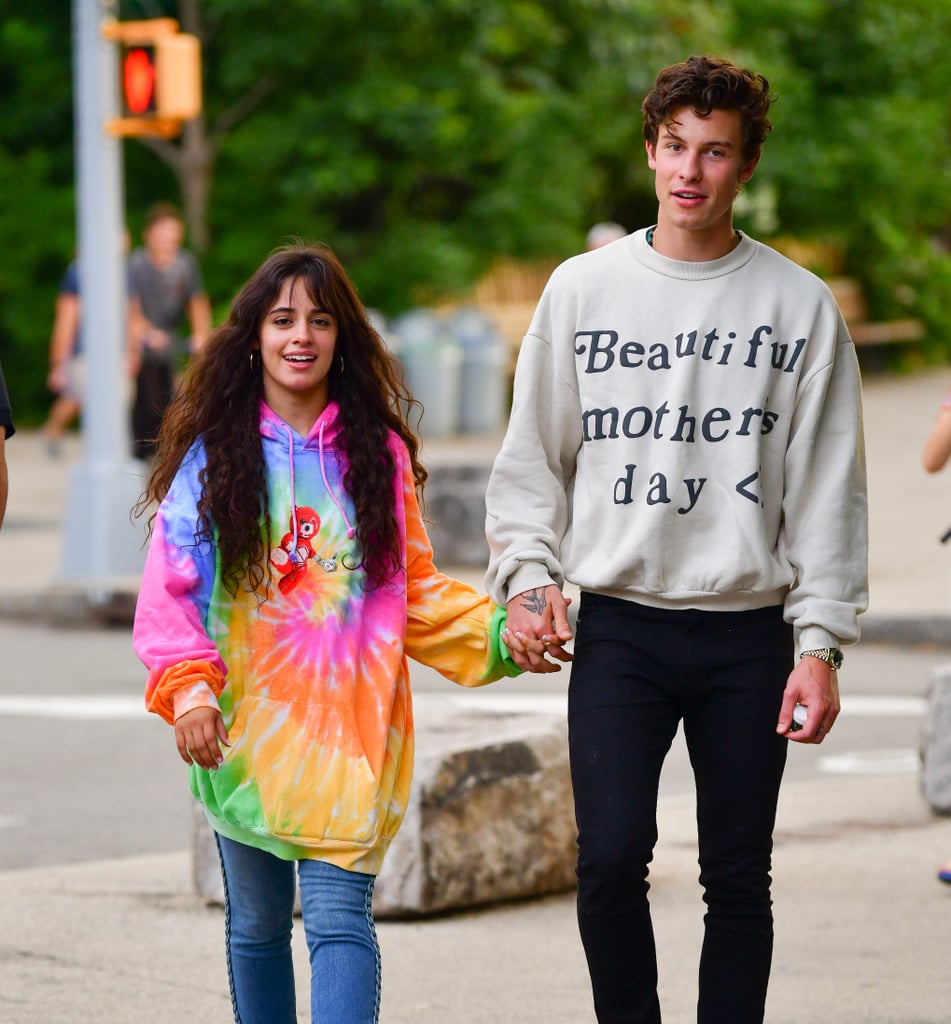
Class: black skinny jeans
568,594,792,1024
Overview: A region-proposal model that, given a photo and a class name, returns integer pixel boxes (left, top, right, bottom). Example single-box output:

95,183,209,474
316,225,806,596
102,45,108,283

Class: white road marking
429,693,930,717
439,693,568,715
818,749,921,775
0,693,930,722
840,695,927,716
0,695,143,719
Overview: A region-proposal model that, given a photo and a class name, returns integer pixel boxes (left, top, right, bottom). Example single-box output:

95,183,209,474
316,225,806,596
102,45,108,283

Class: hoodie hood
259,399,355,554
259,398,343,448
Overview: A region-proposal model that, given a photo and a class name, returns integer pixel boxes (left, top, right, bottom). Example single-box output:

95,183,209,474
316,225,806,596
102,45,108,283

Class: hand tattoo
519,589,547,615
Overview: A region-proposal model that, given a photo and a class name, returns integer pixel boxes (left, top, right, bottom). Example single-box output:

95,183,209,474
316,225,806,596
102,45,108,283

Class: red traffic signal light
123,47,157,116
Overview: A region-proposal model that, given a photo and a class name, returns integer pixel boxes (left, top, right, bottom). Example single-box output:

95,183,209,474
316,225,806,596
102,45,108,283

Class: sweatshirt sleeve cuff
173,680,221,721
797,627,842,652
145,660,226,725
486,605,522,679
504,564,559,605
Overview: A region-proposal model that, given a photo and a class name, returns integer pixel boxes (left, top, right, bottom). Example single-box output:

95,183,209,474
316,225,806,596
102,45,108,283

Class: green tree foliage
133,0,670,312
0,4,76,418
717,0,951,334
4,0,951,421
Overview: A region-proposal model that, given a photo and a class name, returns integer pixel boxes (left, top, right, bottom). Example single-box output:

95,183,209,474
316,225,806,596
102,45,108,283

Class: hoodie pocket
212,693,400,850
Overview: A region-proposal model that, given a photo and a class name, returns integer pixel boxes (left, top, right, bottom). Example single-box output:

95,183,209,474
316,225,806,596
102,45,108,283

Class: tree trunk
175,0,211,254
179,117,214,255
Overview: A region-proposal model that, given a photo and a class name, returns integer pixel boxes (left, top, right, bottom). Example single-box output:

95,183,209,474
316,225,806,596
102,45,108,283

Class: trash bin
366,307,394,350
458,343,508,434
449,307,509,434
391,309,462,439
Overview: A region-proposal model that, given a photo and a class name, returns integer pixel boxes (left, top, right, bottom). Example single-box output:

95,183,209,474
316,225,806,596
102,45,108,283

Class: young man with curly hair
486,55,867,1023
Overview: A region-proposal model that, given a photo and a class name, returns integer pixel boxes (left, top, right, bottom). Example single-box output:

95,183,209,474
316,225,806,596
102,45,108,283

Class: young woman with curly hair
132,242,529,1024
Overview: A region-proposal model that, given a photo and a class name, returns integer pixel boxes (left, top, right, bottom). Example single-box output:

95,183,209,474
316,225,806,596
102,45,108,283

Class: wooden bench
827,276,925,347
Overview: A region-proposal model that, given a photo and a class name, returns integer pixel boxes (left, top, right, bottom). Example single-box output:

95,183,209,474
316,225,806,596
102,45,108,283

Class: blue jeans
568,594,792,1024
216,835,381,1024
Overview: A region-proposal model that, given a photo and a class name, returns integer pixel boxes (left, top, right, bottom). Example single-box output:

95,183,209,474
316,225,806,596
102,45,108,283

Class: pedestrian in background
585,220,628,251
42,237,138,456
922,386,951,475
132,243,521,1024
129,202,211,460
486,55,868,1023
40,259,82,456
0,359,14,528
921,384,951,884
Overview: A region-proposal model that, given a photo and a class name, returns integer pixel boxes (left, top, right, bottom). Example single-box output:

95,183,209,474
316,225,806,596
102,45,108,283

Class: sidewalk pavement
3,368,951,1022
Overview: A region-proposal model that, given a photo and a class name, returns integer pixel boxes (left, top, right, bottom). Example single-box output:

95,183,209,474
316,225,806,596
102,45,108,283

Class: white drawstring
280,423,301,554
278,417,356,560
318,420,356,539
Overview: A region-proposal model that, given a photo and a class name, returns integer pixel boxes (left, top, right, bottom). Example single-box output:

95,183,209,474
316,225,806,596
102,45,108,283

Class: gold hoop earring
337,354,345,374
249,350,259,372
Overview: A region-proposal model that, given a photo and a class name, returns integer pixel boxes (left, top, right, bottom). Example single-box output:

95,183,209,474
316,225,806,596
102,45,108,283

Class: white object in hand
791,705,808,731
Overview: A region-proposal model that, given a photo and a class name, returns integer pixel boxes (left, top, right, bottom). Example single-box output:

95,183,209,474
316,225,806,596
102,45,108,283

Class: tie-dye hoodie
134,400,516,874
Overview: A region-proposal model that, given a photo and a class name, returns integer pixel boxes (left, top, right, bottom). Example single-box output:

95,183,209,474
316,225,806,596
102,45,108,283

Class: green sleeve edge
486,604,522,678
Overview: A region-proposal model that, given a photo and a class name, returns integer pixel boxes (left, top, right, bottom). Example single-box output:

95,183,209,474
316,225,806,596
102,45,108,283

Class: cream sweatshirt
485,229,868,650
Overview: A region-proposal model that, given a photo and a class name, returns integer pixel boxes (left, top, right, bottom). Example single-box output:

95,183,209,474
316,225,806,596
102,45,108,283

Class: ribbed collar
628,226,758,281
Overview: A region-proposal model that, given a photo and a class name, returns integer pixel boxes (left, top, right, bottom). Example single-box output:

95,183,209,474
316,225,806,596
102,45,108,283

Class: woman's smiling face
257,276,338,426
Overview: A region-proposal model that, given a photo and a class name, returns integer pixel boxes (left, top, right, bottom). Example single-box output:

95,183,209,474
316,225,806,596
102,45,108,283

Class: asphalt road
1,617,946,872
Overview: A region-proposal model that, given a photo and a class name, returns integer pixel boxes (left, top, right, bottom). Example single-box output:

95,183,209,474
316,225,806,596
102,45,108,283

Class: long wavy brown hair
133,242,427,596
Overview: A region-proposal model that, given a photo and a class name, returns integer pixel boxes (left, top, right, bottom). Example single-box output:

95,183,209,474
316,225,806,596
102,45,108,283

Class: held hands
175,706,230,770
776,656,840,744
502,585,574,673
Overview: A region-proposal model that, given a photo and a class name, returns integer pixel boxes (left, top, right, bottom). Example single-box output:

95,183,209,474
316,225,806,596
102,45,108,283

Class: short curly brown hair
642,55,773,163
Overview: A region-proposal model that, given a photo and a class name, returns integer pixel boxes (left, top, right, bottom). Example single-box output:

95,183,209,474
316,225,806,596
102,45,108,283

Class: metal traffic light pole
62,0,147,586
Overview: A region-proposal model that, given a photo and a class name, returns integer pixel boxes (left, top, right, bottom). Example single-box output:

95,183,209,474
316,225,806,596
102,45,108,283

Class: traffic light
104,19,202,138
123,47,157,116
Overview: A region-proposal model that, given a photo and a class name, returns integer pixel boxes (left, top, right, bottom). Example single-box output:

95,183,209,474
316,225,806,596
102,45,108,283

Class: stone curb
859,613,951,647
0,582,140,627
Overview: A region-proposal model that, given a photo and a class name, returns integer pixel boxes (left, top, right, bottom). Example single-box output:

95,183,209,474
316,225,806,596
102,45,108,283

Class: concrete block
373,700,576,918
423,464,491,567
192,800,223,903
192,697,577,918
921,663,951,814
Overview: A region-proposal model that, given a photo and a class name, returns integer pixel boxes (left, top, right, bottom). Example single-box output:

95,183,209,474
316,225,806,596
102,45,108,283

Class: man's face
144,216,184,264
645,105,759,259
